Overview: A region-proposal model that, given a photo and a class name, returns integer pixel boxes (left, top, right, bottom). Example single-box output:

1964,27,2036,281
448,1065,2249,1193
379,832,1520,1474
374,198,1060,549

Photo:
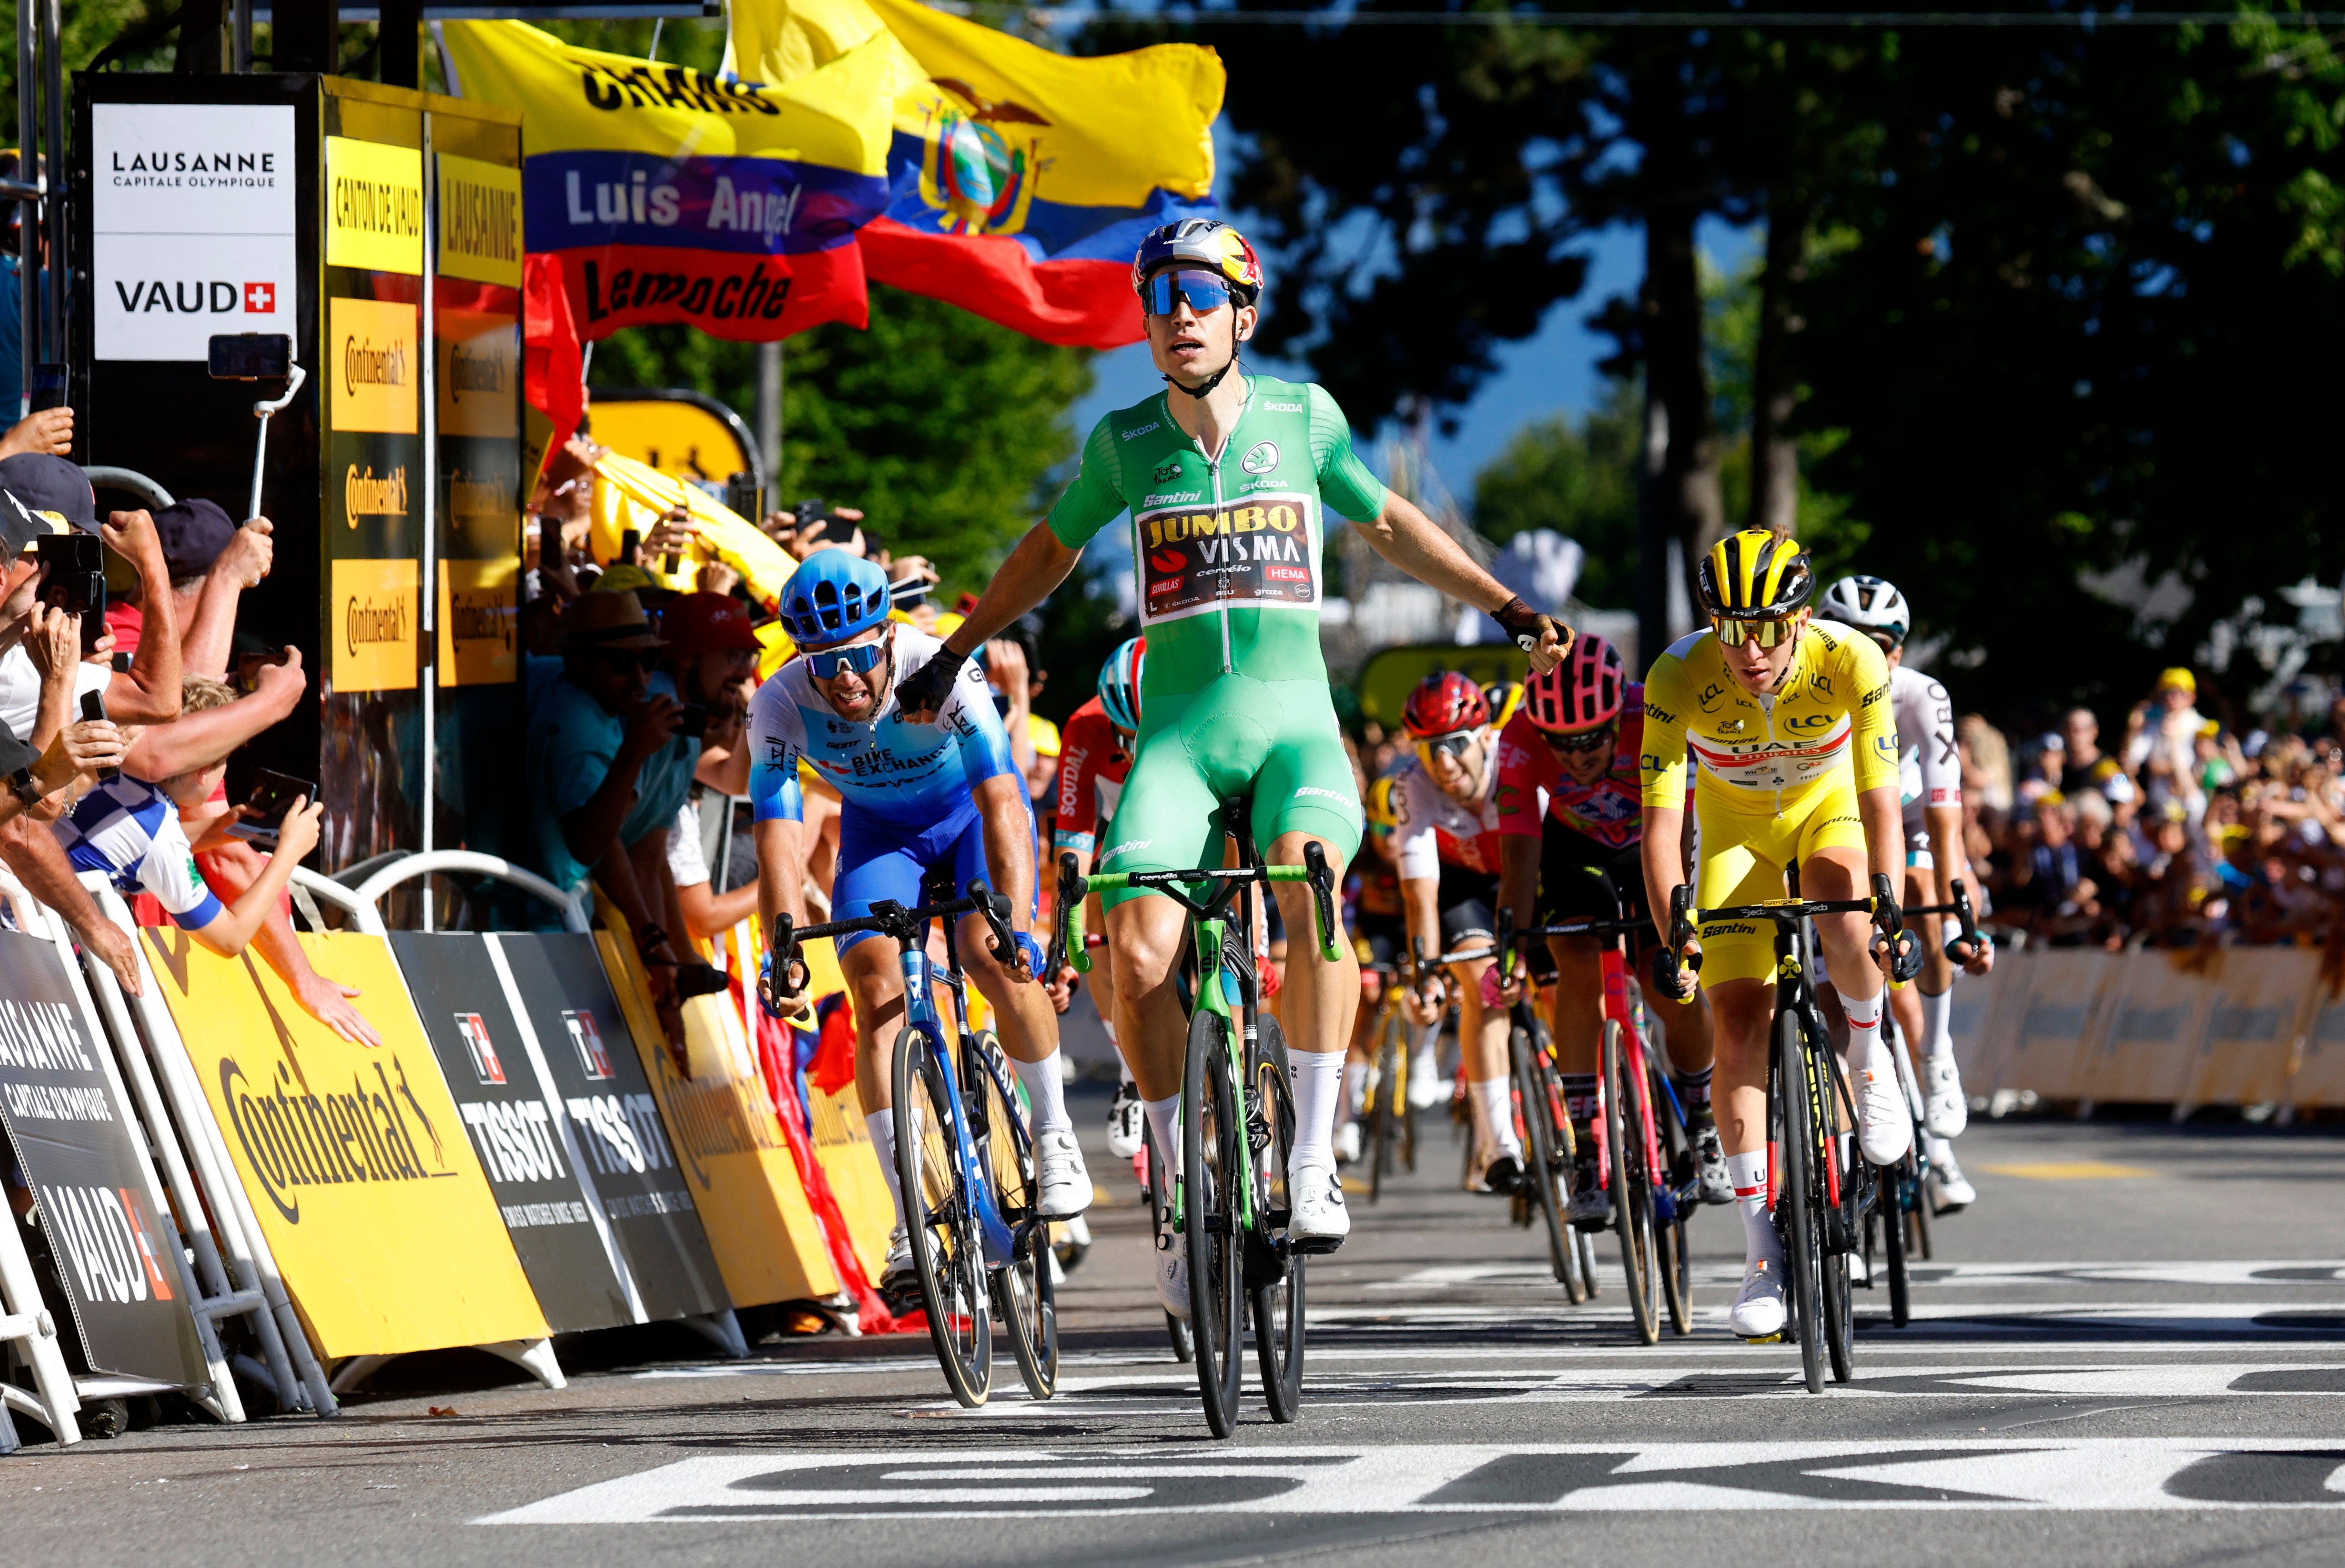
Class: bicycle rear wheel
1884,1152,1914,1328
1250,1018,1305,1423
1366,1010,1398,1206
1604,1022,1661,1345
1184,1007,1247,1438
1650,1063,1694,1336
1509,1019,1580,1302
1140,1118,1194,1363
893,1026,991,1407
1776,1008,1826,1395
974,1037,1056,1401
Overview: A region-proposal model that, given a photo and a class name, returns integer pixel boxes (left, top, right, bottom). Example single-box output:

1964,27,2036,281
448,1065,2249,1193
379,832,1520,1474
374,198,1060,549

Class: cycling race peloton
1393,672,1525,1193
896,217,1567,1316
749,550,1094,1303
1049,637,1147,1159
1641,529,1909,1340
1818,575,1995,1210
1496,635,1731,1225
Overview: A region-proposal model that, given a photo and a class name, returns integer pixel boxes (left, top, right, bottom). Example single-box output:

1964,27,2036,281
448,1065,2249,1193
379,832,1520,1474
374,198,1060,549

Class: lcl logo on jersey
1241,440,1278,475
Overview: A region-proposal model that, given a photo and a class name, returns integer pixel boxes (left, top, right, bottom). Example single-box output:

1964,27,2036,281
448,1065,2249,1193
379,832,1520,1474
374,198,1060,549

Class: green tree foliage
1471,385,1639,607
589,285,1093,594
1793,18,2345,718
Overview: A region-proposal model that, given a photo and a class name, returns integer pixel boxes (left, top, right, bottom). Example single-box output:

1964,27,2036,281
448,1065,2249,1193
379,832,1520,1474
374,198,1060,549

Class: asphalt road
7,1087,2345,1567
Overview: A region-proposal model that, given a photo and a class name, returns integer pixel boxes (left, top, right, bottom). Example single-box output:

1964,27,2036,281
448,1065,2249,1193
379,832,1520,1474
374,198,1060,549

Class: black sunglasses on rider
1418,730,1479,763
1542,723,1616,756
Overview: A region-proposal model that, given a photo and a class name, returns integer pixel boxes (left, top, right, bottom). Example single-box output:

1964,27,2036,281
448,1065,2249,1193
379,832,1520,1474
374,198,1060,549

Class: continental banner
593,930,840,1307
389,933,633,1333
2186,948,2316,1108
489,935,729,1319
0,931,208,1387
140,929,547,1357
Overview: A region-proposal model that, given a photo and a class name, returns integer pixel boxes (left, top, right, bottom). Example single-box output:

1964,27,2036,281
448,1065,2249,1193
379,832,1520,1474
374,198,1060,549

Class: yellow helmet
1365,774,1399,835
1698,528,1813,621
1483,680,1525,732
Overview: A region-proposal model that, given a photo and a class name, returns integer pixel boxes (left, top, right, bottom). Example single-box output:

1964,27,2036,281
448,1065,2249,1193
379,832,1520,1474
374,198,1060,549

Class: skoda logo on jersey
1241,440,1279,475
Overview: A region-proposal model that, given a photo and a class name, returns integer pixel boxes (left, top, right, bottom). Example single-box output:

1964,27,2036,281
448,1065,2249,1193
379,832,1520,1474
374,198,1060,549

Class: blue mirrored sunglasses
806,640,885,679
1144,268,1234,317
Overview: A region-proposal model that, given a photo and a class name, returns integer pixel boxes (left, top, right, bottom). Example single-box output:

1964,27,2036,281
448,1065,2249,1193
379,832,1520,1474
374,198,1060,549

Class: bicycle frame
769,885,1031,1270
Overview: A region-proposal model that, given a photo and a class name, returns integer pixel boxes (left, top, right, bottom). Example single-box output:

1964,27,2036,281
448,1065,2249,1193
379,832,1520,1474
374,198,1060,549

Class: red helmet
1401,671,1490,738
1524,634,1625,734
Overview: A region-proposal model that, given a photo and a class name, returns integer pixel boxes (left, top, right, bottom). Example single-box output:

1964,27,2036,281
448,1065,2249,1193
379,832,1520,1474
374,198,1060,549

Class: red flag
522,253,584,457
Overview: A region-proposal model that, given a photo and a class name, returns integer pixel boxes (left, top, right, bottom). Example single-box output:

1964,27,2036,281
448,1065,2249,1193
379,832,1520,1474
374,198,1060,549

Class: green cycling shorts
1095,673,1363,909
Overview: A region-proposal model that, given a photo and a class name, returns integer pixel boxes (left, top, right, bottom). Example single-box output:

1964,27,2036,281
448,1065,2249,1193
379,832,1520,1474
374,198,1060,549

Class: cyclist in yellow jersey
1639,529,1911,1341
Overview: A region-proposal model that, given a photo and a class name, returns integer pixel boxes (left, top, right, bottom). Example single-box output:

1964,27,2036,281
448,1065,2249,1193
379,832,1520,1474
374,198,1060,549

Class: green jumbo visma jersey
1047,376,1388,697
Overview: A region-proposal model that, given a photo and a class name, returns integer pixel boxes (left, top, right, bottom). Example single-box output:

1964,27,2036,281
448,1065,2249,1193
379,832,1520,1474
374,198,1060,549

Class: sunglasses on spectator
806,639,886,679
1144,268,1234,317
1543,723,1616,755
1712,612,1801,648
590,649,653,673
1419,730,1479,763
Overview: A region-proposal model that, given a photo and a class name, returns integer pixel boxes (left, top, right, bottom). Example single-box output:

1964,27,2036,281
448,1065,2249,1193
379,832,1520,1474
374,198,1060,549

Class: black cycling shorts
1539,819,1651,934
1437,863,1499,948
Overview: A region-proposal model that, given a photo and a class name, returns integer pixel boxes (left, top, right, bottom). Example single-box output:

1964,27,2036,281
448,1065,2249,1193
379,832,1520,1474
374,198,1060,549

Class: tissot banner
488,935,729,1320
0,931,208,1387
390,933,632,1334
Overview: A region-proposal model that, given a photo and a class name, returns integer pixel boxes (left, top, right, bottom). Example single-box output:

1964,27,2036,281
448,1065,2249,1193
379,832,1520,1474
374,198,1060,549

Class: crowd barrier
0,849,912,1450
1948,943,2345,1112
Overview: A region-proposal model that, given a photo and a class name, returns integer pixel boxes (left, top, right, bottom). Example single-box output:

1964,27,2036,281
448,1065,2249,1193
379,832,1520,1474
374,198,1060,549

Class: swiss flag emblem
244,282,275,313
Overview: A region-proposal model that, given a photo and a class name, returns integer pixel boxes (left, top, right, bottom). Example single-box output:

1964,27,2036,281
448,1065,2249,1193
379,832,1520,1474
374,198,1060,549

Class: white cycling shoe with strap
1728,1259,1788,1339
1155,1229,1190,1319
1034,1128,1095,1219
1287,1154,1350,1250
1923,1057,1970,1138
1853,1063,1914,1165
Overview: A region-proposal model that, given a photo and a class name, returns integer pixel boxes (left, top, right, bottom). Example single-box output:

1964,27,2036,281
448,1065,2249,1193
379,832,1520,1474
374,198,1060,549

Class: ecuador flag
443,20,895,343
724,0,1225,349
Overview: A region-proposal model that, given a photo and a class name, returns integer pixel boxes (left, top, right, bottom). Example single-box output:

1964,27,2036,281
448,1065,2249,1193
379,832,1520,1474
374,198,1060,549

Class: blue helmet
1097,637,1144,731
779,548,891,646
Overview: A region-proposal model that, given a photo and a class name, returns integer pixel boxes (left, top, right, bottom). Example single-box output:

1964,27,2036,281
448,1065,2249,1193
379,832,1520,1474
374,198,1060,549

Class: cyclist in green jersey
899,219,1567,1305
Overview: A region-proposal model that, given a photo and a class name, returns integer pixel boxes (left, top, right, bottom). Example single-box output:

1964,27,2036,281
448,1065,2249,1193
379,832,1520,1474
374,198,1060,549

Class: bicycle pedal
1740,1331,1788,1345
1285,1234,1344,1257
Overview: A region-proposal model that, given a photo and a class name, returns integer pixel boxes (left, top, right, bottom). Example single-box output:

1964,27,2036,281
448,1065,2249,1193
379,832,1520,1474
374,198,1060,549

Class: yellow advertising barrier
592,930,841,1306
140,929,548,1358
771,920,895,1279
2185,948,2316,1108
2087,950,2217,1105
2292,974,2345,1107
2000,949,2122,1101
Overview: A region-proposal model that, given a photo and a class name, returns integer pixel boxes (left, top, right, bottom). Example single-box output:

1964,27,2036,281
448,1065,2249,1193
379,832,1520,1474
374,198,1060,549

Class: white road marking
479,1440,2345,1522
1371,1260,2345,1292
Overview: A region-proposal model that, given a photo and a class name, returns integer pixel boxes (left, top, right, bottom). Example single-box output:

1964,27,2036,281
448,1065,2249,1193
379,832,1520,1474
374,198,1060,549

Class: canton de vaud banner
441,18,894,342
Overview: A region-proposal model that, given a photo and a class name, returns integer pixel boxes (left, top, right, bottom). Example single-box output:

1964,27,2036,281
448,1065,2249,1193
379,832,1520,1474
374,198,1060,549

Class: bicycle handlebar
1055,847,1343,973
1905,878,1993,961
762,882,1017,1017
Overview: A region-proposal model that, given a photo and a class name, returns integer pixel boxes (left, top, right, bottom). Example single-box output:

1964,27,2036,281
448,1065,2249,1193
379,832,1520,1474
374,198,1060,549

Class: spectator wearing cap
2058,707,2137,814
0,461,182,738
523,591,690,991
2127,667,2208,821
107,497,274,680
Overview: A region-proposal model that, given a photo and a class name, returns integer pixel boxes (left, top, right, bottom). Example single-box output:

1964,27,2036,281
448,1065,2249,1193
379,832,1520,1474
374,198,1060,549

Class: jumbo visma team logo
916,79,1047,238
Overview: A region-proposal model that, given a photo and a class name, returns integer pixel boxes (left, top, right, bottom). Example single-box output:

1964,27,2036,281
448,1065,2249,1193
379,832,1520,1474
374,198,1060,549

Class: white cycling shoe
1728,1259,1788,1339
1930,1137,1976,1211
1924,1057,1970,1138
1106,1080,1144,1160
1287,1154,1350,1250
1333,1119,1363,1165
1408,1048,1447,1110
1155,1229,1190,1319
1034,1128,1094,1219
1854,1065,1913,1166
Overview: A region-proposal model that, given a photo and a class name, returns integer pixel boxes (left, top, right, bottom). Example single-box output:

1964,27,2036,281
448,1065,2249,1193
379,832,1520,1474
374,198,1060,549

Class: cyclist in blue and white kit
749,550,1093,1299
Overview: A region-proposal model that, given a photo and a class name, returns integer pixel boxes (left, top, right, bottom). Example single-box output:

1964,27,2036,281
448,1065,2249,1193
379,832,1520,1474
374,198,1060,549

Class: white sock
1472,1077,1521,1157
1840,986,1893,1076
1144,1093,1182,1179
1412,1034,1440,1081
1289,1049,1345,1168
1343,1061,1369,1116
866,1109,907,1232
1930,1134,1957,1167
1921,986,1955,1062
1013,1052,1072,1134
1103,1016,1120,1050
1726,1149,1782,1267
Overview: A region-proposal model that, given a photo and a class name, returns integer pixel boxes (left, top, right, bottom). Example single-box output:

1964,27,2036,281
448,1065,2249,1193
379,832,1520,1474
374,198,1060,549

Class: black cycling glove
894,643,969,720
1493,596,1571,659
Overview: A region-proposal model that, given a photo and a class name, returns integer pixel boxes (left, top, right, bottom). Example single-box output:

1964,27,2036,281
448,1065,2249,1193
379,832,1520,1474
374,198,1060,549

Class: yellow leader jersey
1639,620,1899,815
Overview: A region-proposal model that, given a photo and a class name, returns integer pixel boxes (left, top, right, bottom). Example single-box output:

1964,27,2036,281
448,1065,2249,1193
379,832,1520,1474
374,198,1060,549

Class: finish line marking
479,1440,2345,1522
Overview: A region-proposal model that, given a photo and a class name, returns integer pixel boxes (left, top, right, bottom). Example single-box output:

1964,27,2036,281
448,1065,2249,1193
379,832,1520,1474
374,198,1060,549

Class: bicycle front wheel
1651,1062,1694,1336
1884,1151,1914,1328
1250,1018,1305,1423
1604,1021,1660,1345
1511,1017,1581,1302
1366,1009,1398,1206
1184,1007,1247,1437
1776,1007,1826,1394
894,1026,991,1407
974,1036,1056,1401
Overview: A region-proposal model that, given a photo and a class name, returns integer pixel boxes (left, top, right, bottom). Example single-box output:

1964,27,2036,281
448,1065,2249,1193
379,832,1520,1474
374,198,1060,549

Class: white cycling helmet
1821,574,1909,644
